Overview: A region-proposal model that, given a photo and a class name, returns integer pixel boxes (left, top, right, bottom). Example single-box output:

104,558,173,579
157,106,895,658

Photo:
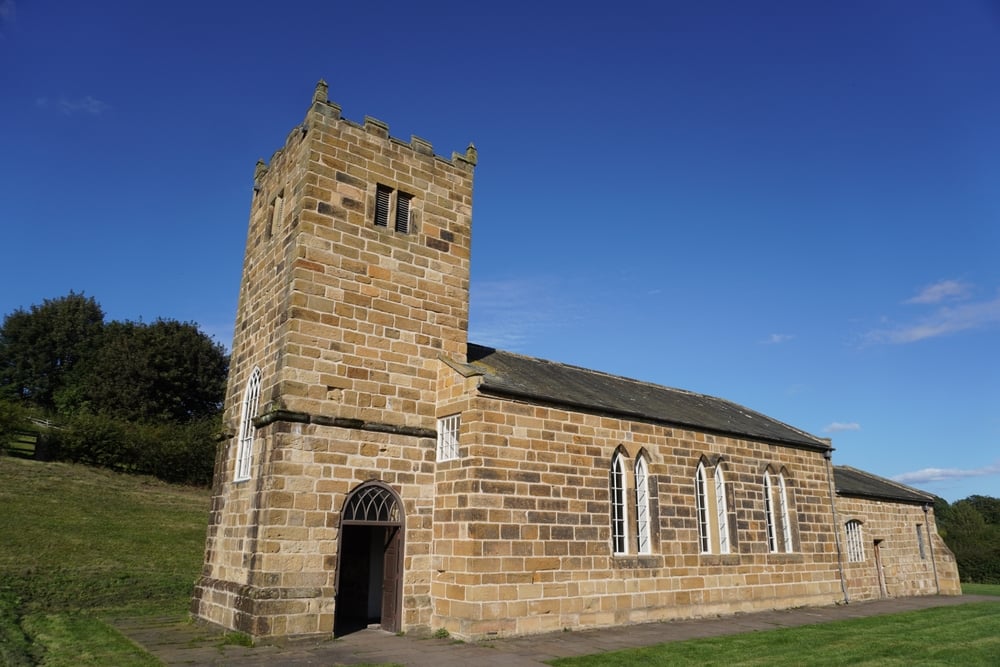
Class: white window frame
234,367,262,482
634,455,651,555
777,473,793,552
611,452,628,555
764,471,778,553
714,464,730,554
695,462,710,554
846,519,865,563
437,414,461,462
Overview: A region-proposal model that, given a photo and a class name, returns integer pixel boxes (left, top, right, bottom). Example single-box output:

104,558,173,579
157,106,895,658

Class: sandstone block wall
836,495,960,601
430,389,845,639
194,82,475,637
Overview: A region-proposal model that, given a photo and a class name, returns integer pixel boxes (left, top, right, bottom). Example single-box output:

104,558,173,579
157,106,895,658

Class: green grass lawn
548,602,1000,667
962,582,1000,596
0,457,210,665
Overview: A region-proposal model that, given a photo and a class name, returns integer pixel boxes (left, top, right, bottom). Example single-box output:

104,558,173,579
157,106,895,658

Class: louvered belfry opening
342,484,401,524
394,192,411,233
374,184,392,227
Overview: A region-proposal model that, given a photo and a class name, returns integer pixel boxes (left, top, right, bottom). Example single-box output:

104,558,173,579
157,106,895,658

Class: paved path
111,595,998,666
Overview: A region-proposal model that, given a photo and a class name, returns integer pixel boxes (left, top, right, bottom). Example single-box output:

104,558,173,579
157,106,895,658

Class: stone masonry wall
276,85,475,429
430,388,845,639
836,496,961,602
194,82,475,637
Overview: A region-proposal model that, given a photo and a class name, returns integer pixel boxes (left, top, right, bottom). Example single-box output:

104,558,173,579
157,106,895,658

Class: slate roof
453,344,831,451
834,465,933,504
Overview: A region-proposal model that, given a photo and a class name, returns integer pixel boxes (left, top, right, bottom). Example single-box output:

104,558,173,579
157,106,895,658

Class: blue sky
2,1,998,501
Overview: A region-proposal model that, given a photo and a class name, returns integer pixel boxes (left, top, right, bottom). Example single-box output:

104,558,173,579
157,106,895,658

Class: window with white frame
695,462,710,553
436,414,460,461
845,520,865,562
777,472,793,552
715,464,730,554
634,454,651,555
234,367,262,482
763,471,778,552
374,184,413,233
611,452,628,555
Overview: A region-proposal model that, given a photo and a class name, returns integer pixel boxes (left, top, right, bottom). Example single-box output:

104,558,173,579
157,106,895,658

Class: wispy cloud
904,279,971,305
0,0,14,23
762,333,794,345
893,460,1000,485
824,422,861,433
866,292,1000,344
469,278,576,350
36,95,111,116
865,282,1000,344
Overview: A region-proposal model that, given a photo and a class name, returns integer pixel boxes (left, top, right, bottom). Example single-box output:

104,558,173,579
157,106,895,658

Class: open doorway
334,483,404,636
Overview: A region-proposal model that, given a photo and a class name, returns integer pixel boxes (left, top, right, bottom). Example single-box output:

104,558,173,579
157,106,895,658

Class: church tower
193,81,476,637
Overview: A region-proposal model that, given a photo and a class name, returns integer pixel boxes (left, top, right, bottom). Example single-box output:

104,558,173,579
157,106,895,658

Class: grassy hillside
0,457,210,665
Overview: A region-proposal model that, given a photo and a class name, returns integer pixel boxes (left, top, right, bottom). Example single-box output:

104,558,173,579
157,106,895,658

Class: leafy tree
0,398,30,454
966,495,1000,526
59,319,228,424
937,497,1000,584
0,293,104,411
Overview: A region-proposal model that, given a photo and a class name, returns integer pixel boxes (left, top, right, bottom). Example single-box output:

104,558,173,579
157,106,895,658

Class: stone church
191,81,960,640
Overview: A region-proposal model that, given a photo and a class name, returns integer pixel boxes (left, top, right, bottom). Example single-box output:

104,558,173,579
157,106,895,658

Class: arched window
714,463,730,554
234,367,261,482
777,472,793,552
634,454,651,554
342,483,402,524
610,452,628,555
695,462,710,553
845,520,865,562
763,471,777,552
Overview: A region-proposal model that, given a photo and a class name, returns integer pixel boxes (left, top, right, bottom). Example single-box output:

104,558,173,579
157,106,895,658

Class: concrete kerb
112,595,998,666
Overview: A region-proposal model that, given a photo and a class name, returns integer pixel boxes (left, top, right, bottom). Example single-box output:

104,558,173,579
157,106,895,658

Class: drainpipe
923,503,940,595
824,446,849,604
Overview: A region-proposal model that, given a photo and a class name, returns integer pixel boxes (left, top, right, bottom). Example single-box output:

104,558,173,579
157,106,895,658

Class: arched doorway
334,482,404,635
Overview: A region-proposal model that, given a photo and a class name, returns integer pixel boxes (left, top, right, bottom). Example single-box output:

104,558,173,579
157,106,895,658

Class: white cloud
893,461,1000,485
469,278,576,350
36,95,110,116
824,422,861,433
904,279,971,305
866,292,1000,344
762,333,794,344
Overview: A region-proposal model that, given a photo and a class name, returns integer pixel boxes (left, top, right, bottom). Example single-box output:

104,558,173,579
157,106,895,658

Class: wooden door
381,526,402,632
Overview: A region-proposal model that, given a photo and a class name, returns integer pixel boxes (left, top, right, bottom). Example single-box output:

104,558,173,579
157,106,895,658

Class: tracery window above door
342,484,401,525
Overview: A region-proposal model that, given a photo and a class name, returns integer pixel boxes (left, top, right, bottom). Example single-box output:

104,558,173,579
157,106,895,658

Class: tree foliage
49,413,219,485
935,495,1000,584
59,319,228,424
0,294,228,485
0,399,31,455
0,292,104,410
